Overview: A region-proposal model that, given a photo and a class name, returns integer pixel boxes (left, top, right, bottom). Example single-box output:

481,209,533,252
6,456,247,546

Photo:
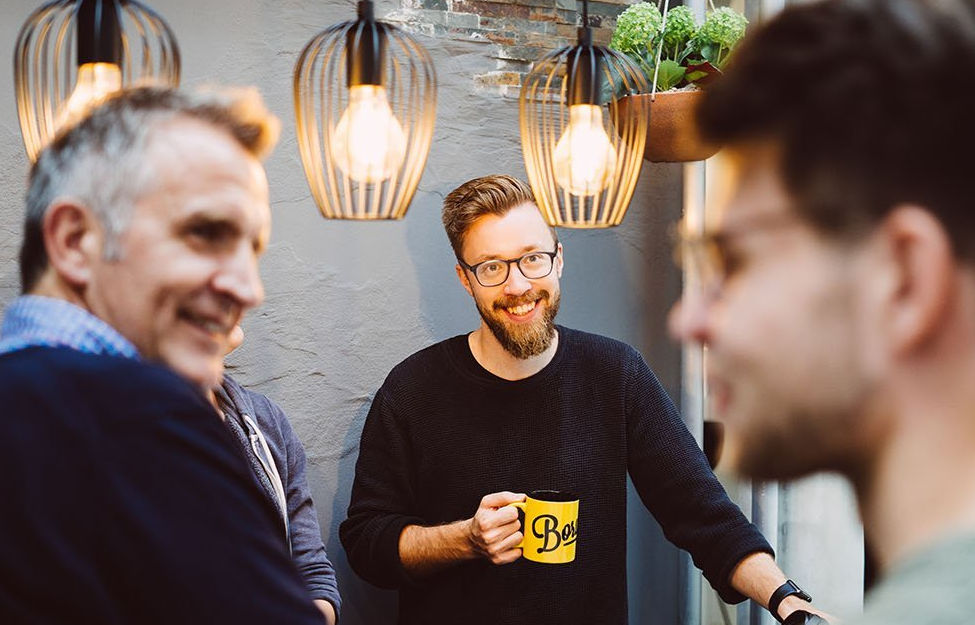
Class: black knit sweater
340,327,772,625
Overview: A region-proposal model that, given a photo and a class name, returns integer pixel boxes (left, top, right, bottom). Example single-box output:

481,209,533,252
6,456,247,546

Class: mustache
492,290,549,310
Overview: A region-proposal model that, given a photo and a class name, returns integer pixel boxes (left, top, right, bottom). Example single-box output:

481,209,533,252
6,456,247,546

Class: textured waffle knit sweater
340,326,772,625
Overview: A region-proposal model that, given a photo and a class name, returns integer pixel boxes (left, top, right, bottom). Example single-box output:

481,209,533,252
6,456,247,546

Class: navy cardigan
0,347,323,624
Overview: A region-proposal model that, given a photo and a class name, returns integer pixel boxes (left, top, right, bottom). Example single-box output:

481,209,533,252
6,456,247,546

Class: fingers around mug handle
508,501,526,548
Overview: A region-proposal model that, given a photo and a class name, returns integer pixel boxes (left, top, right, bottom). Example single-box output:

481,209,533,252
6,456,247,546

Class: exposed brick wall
387,0,640,97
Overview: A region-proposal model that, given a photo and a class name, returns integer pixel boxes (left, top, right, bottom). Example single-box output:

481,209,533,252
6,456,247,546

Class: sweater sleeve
339,385,425,589
624,349,773,604
259,395,343,615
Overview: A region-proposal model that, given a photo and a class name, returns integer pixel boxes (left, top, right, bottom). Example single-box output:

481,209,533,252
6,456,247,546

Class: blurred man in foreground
670,1,975,623
0,87,323,623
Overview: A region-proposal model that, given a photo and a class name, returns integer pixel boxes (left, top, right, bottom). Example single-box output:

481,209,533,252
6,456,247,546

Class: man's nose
502,262,532,295
212,247,265,310
668,287,713,346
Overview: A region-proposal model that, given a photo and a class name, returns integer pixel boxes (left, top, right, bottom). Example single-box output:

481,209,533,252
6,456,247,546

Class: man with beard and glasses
668,1,975,624
340,175,827,625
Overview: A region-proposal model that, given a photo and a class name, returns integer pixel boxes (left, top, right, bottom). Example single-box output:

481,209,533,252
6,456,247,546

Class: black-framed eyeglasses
458,246,560,287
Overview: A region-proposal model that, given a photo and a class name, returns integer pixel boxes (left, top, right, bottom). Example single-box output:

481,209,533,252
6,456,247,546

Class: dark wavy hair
698,0,975,261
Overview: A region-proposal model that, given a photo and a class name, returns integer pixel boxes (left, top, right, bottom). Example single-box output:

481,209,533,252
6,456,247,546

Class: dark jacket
218,375,341,616
0,347,323,624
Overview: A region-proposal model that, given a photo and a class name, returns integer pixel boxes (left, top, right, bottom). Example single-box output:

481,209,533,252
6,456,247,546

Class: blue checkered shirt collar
0,295,139,359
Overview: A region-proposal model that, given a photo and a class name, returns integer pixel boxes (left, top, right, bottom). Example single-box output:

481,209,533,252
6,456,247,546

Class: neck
30,272,89,311
856,361,975,573
468,323,559,381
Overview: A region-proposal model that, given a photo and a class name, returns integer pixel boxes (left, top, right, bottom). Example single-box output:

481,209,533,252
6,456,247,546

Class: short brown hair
698,0,975,262
442,175,554,258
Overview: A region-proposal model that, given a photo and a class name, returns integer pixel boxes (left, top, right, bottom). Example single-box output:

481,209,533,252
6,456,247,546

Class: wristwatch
768,579,812,623
783,610,828,625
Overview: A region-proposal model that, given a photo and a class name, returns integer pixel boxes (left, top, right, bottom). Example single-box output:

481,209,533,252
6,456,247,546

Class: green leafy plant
610,2,748,93
610,3,664,58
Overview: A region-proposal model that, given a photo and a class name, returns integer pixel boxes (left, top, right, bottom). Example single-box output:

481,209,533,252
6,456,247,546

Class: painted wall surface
0,1,688,623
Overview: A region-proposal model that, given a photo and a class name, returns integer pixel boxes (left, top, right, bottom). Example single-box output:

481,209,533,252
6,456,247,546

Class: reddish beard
476,289,561,359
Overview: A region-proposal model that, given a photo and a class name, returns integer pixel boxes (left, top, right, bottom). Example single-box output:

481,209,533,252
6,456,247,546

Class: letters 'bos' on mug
509,490,579,564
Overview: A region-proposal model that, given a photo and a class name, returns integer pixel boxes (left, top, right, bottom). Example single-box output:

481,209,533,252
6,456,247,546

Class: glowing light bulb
56,62,122,131
329,84,407,183
553,104,618,197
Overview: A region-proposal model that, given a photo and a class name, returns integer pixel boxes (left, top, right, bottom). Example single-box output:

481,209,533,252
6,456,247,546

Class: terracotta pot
616,90,719,163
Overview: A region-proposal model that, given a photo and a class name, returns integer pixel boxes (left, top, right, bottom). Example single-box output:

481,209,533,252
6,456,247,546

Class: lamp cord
650,0,671,100
576,0,592,46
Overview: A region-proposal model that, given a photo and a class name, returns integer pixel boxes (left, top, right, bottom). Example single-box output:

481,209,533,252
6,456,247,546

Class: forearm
729,552,810,620
398,519,477,578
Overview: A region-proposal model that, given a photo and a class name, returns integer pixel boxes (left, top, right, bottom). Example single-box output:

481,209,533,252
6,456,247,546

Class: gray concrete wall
0,2,687,623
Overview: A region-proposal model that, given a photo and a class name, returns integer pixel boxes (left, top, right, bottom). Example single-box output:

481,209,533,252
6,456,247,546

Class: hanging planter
609,2,747,163
616,89,717,162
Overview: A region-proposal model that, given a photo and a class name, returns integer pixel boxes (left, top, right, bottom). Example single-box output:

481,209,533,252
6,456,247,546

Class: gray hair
21,85,281,292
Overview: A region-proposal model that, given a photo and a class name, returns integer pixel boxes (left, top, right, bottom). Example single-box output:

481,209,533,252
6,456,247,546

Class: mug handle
508,501,527,548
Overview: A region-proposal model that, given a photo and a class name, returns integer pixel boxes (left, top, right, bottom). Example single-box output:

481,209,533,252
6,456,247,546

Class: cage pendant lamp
294,0,437,220
14,0,180,162
519,1,648,228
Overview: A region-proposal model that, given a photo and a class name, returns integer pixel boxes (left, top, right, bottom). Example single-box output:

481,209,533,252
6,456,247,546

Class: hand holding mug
468,491,526,565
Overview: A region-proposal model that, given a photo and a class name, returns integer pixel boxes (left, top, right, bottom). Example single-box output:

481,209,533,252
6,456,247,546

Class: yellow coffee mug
509,490,579,564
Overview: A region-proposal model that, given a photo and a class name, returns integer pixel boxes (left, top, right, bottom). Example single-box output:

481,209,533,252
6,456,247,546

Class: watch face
770,580,813,623
786,579,810,599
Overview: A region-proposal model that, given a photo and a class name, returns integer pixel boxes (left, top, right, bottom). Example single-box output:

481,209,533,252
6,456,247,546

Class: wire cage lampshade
294,0,437,220
520,2,648,228
14,0,180,162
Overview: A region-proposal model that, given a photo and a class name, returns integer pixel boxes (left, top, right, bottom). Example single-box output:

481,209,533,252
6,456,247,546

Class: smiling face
670,145,883,480
83,118,271,390
457,202,563,359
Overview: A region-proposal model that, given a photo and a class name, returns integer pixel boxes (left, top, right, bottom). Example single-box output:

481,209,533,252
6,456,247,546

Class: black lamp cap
76,0,123,66
347,0,386,87
566,41,603,106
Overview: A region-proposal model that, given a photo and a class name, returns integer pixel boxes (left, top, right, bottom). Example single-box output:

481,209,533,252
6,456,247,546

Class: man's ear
555,242,564,278
455,263,474,297
881,204,954,356
41,200,102,288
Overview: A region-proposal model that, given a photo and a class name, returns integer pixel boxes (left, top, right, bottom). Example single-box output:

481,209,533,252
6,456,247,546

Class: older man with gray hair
0,87,324,624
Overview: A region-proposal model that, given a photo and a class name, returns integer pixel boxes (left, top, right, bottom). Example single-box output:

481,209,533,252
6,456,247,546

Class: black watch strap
768,580,813,623
782,610,828,625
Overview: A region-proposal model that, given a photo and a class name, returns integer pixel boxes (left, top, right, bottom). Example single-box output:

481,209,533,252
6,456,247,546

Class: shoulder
0,347,239,492
559,326,645,369
223,374,294,443
0,346,202,406
0,347,222,457
381,335,465,391
856,534,975,625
